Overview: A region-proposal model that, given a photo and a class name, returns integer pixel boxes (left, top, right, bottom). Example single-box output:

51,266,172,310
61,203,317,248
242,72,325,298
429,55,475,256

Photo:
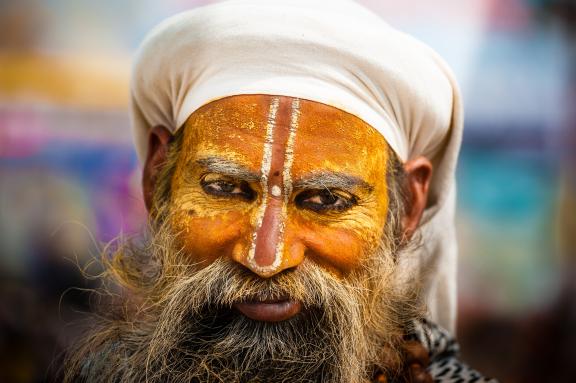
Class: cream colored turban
131,0,463,334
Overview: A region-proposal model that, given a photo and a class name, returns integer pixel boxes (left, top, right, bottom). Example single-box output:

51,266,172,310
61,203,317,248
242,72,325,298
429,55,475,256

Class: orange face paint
169,94,390,278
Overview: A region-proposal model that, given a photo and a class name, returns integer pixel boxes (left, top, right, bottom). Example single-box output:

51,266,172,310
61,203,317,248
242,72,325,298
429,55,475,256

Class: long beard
64,223,420,383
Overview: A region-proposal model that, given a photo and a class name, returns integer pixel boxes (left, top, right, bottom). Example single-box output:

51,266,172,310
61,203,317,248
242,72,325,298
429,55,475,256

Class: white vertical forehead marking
273,98,300,264
283,98,300,202
247,97,279,270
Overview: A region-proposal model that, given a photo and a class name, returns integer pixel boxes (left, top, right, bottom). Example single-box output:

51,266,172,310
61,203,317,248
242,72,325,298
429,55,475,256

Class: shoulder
409,319,499,383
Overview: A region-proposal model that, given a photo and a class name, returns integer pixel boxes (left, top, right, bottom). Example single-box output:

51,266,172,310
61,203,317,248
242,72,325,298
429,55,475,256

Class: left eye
201,177,256,201
295,189,356,213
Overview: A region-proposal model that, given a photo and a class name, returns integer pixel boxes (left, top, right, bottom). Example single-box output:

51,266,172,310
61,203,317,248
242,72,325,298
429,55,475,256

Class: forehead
180,95,389,178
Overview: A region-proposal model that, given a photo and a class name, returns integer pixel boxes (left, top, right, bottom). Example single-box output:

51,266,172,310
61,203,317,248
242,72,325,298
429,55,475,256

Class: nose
232,197,305,278
231,95,305,277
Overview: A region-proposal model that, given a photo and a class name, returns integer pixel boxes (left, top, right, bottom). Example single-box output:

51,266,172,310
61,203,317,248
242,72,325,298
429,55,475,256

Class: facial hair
62,215,420,383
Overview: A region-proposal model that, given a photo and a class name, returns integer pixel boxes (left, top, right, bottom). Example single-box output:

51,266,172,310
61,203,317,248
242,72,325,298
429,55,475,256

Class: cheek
170,209,252,265
287,216,378,275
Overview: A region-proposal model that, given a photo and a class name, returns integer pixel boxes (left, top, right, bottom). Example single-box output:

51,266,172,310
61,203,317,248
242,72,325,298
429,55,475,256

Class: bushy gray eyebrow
196,158,372,194
195,156,261,182
293,171,373,193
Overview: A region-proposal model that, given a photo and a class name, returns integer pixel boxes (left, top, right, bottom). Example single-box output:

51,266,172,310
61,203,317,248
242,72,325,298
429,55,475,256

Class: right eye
200,175,256,202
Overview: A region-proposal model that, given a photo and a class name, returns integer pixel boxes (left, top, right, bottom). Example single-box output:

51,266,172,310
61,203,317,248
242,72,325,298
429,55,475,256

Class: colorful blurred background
0,0,575,382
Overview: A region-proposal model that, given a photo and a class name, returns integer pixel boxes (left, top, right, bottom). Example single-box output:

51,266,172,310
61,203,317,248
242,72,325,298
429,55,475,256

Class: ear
142,126,173,212
402,156,433,240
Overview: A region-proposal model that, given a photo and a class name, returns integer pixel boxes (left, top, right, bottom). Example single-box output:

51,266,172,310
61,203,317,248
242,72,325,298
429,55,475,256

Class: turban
130,0,463,334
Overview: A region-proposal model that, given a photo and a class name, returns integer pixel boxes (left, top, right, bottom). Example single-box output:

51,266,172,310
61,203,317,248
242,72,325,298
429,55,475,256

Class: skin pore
92,94,435,383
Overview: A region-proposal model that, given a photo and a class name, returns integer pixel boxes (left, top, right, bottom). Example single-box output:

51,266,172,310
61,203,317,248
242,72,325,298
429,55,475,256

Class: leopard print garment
408,319,499,383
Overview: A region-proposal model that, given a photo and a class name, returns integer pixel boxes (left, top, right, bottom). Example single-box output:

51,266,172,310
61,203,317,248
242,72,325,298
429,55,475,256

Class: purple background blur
1,0,575,382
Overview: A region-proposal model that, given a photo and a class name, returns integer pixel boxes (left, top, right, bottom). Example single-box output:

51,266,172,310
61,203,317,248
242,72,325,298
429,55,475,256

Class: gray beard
137,304,342,382
65,236,418,383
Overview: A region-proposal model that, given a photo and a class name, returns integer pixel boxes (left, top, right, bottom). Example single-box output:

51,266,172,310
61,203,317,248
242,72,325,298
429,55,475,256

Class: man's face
170,94,390,293
67,95,417,383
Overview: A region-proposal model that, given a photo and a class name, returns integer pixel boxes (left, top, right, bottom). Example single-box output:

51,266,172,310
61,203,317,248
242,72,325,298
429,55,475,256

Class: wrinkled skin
145,95,431,279
142,94,434,381
171,96,390,279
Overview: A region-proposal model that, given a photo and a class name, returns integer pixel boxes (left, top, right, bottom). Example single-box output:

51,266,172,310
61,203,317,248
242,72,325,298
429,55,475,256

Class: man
64,1,496,382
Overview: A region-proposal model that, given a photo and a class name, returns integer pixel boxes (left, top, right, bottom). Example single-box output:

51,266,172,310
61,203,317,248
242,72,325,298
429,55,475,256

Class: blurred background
0,0,574,382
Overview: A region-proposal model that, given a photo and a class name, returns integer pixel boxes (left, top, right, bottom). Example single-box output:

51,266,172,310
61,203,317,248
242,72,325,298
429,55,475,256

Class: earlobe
401,157,433,240
142,126,173,212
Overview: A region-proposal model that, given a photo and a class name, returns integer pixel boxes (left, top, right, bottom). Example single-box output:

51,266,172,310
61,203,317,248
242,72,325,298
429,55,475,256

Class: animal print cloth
408,319,499,382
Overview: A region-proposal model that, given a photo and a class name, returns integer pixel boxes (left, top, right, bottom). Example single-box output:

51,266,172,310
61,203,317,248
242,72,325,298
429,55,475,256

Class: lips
233,298,302,322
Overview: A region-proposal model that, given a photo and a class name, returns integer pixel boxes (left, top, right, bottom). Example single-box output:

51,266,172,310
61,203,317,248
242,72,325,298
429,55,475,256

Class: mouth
233,297,302,322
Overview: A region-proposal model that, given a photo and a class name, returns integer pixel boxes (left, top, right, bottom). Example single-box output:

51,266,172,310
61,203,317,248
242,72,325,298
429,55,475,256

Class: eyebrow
293,171,373,193
195,156,261,182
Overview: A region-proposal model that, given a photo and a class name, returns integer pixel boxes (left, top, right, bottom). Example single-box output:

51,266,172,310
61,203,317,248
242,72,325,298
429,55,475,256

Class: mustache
151,256,364,328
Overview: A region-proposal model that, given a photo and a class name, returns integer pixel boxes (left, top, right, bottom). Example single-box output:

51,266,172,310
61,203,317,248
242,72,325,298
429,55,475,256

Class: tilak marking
247,97,279,271
274,98,300,267
248,97,300,274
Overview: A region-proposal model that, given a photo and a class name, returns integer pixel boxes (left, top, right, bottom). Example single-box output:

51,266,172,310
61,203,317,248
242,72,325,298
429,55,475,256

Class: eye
295,189,356,213
201,175,256,201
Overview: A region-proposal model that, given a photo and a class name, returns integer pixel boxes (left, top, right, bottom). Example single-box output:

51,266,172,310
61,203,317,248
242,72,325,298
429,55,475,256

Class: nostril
231,260,260,278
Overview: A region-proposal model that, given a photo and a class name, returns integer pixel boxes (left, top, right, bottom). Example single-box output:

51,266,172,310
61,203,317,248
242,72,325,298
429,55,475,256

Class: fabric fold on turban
130,0,464,334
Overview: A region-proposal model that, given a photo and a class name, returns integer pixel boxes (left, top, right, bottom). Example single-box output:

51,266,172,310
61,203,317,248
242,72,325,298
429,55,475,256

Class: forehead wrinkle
196,156,261,182
293,171,374,193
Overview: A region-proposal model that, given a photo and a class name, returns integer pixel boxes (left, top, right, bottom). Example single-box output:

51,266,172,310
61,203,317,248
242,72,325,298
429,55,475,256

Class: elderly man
64,1,496,382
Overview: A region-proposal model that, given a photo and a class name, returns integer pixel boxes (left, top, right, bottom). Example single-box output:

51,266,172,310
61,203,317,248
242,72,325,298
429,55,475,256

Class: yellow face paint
169,94,390,278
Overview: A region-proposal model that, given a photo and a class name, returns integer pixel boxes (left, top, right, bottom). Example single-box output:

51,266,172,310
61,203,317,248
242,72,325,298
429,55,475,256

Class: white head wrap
131,0,463,334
